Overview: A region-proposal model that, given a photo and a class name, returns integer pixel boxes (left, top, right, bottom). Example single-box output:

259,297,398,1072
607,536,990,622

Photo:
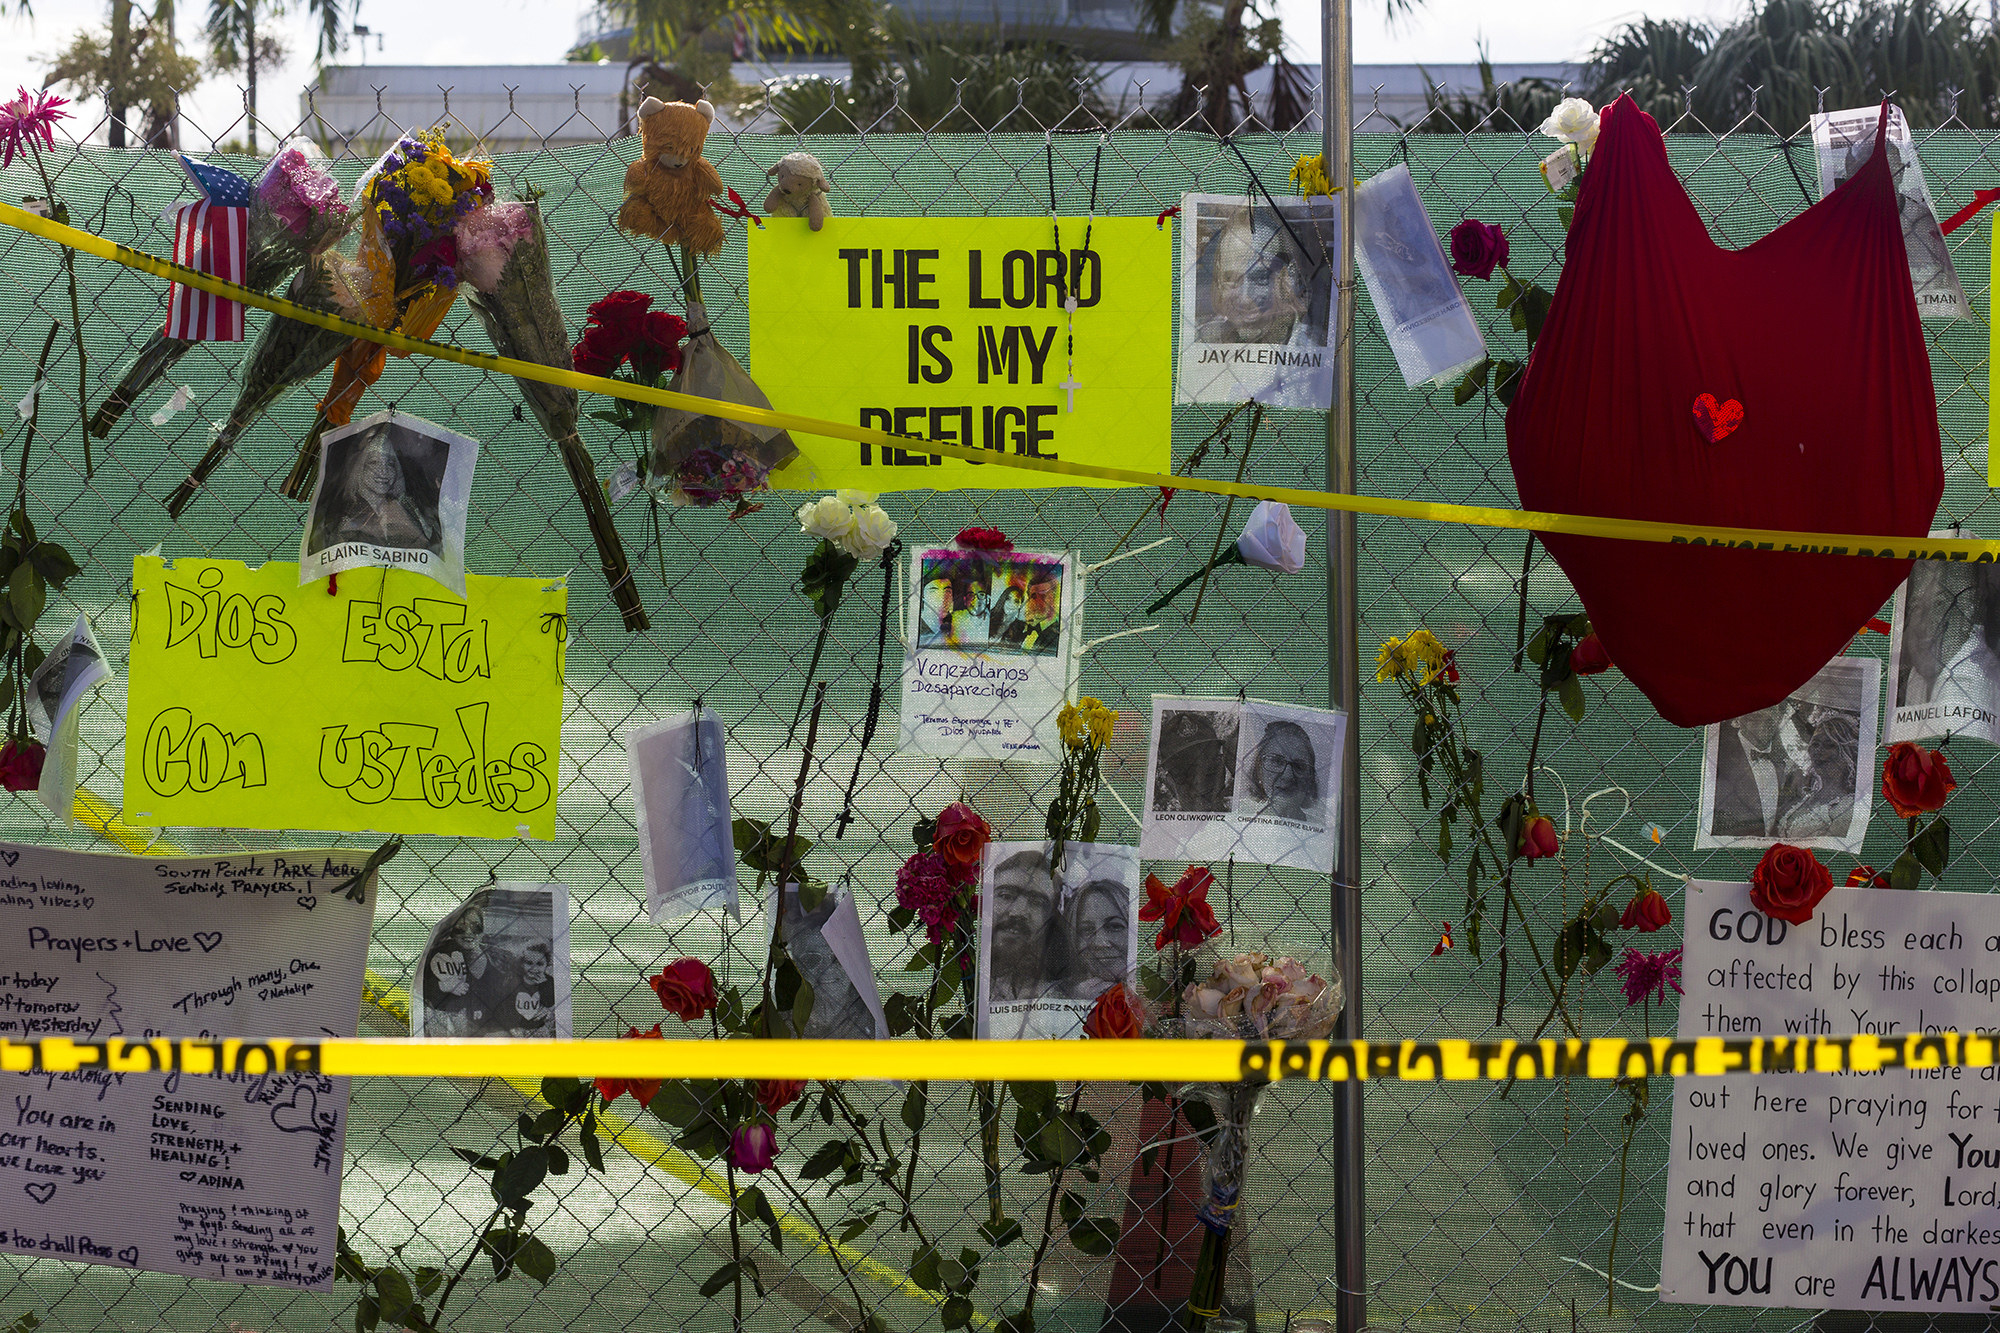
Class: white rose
835,488,878,508
1539,97,1600,153
843,505,899,560
1235,501,1307,574
797,495,855,544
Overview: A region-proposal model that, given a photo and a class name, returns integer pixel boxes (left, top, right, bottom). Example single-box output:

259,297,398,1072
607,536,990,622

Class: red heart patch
1692,393,1744,442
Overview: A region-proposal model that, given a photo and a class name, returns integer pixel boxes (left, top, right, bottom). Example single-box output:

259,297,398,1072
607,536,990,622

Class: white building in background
299,61,1583,151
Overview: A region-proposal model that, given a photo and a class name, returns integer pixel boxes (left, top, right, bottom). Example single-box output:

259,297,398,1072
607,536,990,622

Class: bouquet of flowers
91,143,350,440
646,299,798,509
458,200,649,632
278,129,493,498
164,252,365,517
1178,951,1342,1330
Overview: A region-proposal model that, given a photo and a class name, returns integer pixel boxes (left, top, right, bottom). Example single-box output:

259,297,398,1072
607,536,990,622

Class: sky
0,0,1732,149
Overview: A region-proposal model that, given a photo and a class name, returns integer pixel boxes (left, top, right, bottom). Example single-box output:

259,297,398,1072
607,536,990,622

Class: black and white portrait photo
27,614,108,742
1697,658,1879,855
771,881,888,1040
411,882,573,1039
1175,192,1337,410
301,410,476,596
1234,710,1336,829
1812,106,1969,320
1151,704,1240,814
1352,164,1488,388
977,841,1138,1039
1887,536,2000,744
1142,696,1347,873
630,707,738,923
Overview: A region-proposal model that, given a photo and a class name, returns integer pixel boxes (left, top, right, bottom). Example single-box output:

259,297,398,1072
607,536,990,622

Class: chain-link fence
0,70,1992,1333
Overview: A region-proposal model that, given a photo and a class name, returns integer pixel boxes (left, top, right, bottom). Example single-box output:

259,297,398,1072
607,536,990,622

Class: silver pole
1320,0,1366,1328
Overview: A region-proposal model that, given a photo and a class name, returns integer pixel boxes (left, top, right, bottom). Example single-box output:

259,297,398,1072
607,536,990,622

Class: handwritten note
1662,881,2000,1311
124,556,566,838
0,840,375,1289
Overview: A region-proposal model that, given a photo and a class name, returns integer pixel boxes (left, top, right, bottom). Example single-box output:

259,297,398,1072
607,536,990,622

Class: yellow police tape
5,196,1997,563
3,1032,1996,1083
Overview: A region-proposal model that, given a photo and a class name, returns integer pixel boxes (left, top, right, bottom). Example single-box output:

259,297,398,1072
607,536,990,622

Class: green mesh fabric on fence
0,111,1990,1333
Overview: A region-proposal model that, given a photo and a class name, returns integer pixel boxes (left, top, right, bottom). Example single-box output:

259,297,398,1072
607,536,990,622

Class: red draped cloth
1506,95,1943,728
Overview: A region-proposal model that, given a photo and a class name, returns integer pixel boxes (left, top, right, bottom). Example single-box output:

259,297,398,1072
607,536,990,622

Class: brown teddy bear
618,96,726,254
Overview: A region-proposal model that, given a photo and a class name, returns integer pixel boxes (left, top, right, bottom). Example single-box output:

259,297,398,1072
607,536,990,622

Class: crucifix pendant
1061,374,1080,412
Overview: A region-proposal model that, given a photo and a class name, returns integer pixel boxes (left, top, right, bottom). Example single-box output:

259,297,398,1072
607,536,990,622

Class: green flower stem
1185,409,1259,624
724,1154,746,1330
1018,1086,1086,1330
427,1203,509,1326
7,320,61,744
26,141,89,475
772,1171,875,1327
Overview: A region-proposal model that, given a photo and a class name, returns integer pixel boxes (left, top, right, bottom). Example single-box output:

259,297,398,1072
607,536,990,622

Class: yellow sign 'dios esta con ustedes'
124,556,566,839
752,216,1173,491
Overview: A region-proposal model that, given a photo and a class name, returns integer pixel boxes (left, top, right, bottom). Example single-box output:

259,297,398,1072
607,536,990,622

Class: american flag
164,154,252,341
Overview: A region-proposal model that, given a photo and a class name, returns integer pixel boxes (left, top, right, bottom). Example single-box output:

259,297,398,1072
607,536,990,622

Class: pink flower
0,88,68,169
454,200,535,294
256,147,346,236
1614,947,1682,1007
729,1123,778,1174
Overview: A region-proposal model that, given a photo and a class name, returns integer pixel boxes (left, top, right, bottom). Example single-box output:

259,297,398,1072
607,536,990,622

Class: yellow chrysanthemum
1058,698,1117,751
1291,153,1334,198
1375,637,1409,683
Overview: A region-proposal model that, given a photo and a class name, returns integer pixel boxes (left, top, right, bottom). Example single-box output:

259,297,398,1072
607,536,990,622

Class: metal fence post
1321,0,1367,1329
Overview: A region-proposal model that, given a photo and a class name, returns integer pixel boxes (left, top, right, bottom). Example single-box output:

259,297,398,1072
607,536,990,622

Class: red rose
587,290,653,329
1137,867,1222,951
1083,986,1144,1039
1846,865,1890,888
629,309,689,383
1569,633,1613,676
650,958,718,1022
1749,844,1833,925
754,1079,807,1115
1619,886,1671,933
410,234,458,281
954,527,1012,551
593,1024,664,1108
1519,815,1559,861
0,739,44,792
1447,218,1509,281
572,322,632,378
1882,742,1955,818
933,802,991,879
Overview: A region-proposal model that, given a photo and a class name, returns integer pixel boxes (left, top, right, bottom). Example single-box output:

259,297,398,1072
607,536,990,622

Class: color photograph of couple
977,842,1137,1039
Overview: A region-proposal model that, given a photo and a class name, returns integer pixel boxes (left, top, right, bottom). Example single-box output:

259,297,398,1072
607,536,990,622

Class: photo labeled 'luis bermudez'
748,218,1172,491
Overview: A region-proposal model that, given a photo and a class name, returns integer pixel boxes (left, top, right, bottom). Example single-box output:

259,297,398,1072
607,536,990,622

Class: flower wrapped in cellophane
279,129,493,498
164,251,366,517
457,199,649,632
646,299,797,511
1178,951,1342,1330
92,142,350,440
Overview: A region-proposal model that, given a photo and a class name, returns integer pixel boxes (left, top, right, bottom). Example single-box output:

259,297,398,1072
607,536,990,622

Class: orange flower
1083,986,1144,1039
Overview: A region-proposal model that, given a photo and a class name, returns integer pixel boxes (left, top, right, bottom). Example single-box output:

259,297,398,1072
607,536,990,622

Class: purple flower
1614,946,1682,1007
728,1123,778,1174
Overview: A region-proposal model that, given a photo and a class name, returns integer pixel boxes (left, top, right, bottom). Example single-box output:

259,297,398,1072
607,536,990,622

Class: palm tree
206,0,349,152
1587,0,2000,131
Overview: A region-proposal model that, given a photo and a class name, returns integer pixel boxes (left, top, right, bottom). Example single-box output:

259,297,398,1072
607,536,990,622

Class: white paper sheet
0,841,377,1289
